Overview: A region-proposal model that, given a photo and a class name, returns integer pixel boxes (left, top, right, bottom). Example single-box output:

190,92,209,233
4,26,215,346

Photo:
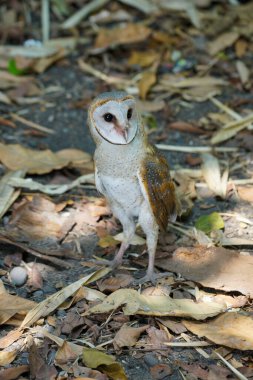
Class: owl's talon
133,271,172,286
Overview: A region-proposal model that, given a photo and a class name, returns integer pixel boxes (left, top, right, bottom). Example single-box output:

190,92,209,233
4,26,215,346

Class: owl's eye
103,113,114,122
127,108,133,119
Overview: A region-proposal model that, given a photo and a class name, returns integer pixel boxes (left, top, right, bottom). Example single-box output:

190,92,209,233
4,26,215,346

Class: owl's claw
92,257,123,269
133,271,172,286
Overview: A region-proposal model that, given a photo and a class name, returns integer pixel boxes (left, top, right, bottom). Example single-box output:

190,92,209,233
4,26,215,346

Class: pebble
9,266,27,286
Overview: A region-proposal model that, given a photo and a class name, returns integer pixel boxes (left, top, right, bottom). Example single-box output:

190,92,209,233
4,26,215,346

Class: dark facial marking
127,108,133,120
103,113,114,122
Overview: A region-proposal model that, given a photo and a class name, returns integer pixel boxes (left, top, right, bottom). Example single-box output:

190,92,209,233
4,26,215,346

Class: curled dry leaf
184,312,253,350
201,153,228,198
113,324,148,348
84,288,225,320
146,326,171,349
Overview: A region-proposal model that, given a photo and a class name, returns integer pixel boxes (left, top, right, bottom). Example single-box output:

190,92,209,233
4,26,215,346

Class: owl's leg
111,205,135,267
138,202,159,283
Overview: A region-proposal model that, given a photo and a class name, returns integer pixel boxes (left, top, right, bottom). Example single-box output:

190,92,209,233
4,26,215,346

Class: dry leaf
184,313,253,350
97,274,133,292
237,186,253,203
82,348,127,380
208,31,239,56
118,0,157,13
29,342,57,380
20,267,110,328
236,60,250,85
113,324,148,348
0,170,25,219
128,50,160,68
55,341,80,366
156,246,253,298
0,350,17,366
94,23,151,51
146,326,171,349
211,112,253,144
114,232,145,245
0,280,36,325
85,288,225,320
138,70,157,99
0,143,92,174
201,153,228,198
0,365,29,380
0,329,23,349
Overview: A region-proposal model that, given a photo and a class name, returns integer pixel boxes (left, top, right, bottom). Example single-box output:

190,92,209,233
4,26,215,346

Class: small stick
156,144,238,153
11,113,55,134
0,235,72,268
163,341,212,347
214,352,249,380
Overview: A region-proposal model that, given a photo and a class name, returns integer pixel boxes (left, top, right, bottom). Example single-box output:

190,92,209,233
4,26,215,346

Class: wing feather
138,145,179,231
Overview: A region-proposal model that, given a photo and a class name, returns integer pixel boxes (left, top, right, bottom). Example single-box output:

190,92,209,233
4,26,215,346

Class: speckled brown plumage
140,144,179,231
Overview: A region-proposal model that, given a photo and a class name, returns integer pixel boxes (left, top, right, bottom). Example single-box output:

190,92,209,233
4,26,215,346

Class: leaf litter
0,0,253,379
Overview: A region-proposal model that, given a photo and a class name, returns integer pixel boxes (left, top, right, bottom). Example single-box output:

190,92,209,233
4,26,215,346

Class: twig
214,352,249,380
180,332,210,359
0,235,72,268
61,0,110,29
7,173,95,195
163,341,212,347
42,0,50,43
11,113,55,134
156,144,238,153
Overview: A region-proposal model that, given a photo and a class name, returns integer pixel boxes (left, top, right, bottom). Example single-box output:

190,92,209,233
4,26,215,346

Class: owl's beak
115,125,128,142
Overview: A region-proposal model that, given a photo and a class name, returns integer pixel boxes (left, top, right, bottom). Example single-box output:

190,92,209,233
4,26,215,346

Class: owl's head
88,91,139,145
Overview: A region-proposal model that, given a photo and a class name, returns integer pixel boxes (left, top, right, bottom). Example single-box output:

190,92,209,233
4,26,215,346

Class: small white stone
10,267,27,286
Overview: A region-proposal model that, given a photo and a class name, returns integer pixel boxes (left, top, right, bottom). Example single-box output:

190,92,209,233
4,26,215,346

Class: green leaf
82,348,127,380
8,59,27,76
195,212,224,234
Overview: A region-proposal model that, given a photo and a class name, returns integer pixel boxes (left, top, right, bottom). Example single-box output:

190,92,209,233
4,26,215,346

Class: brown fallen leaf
169,121,208,135
55,340,81,367
97,274,134,293
128,50,160,68
237,186,253,203
0,279,36,325
94,23,151,52
113,324,148,349
184,312,253,350
208,31,239,56
26,263,44,290
0,350,17,366
150,364,173,380
0,329,23,349
157,318,187,335
138,70,157,100
29,341,57,380
156,246,253,298
0,143,92,174
84,288,226,320
0,365,29,380
146,326,171,349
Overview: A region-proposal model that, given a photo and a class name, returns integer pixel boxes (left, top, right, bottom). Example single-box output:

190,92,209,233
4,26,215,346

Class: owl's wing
138,144,180,231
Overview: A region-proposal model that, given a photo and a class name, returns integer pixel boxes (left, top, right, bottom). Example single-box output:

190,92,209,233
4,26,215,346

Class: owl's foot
134,271,172,285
